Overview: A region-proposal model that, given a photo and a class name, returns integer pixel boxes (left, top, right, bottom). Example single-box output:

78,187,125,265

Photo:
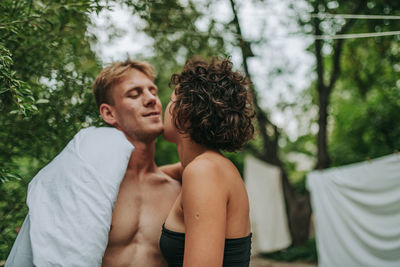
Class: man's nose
143,89,157,107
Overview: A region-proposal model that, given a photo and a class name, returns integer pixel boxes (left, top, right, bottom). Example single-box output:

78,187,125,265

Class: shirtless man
93,60,181,266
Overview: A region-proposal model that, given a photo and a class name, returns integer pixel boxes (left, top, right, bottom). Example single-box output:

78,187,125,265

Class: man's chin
141,127,164,142
152,125,164,136
119,125,163,143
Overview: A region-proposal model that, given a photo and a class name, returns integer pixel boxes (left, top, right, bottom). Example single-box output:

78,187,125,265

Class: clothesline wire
130,10,400,40
131,8,400,20
143,28,400,40
129,9,400,20
310,13,400,20
313,30,400,40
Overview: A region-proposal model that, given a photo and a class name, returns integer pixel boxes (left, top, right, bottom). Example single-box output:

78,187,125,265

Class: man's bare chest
107,176,180,246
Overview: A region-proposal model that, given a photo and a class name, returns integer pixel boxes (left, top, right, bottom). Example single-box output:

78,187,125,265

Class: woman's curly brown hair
169,57,255,152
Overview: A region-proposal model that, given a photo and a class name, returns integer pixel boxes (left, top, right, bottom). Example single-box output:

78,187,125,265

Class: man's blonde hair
93,60,156,108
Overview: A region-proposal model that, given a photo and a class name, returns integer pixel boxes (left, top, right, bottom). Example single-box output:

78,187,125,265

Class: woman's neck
176,136,214,168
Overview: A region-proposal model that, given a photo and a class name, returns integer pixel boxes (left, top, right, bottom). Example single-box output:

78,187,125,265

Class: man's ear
99,103,117,126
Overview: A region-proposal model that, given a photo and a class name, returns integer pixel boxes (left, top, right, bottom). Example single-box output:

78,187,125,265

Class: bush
260,238,318,263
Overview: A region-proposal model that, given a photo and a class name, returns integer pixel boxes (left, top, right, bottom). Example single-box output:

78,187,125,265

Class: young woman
160,57,255,267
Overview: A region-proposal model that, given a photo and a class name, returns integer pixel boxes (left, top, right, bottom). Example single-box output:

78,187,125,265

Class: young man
6,60,181,267
94,60,181,266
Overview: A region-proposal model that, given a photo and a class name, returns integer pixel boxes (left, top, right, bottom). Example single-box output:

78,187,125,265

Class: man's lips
143,111,160,117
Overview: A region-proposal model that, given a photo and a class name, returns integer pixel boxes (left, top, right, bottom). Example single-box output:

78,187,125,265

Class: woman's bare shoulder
182,153,238,188
181,154,229,210
183,156,219,182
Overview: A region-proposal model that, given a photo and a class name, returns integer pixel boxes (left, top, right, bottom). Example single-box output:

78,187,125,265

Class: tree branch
328,0,367,91
229,0,281,162
313,17,325,93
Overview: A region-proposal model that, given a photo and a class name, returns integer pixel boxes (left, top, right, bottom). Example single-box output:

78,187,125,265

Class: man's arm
159,162,183,182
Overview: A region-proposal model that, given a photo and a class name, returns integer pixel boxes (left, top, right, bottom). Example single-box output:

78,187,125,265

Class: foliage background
1,0,399,261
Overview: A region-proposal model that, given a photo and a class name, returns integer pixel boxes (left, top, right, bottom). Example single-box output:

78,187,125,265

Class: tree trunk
229,0,367,246
229,0,312,245
279,163,312,246
313,13,331,170
313,0,366,169
316,90,330,169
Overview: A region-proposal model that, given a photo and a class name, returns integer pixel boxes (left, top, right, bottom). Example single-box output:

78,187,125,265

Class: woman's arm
181,159,228,267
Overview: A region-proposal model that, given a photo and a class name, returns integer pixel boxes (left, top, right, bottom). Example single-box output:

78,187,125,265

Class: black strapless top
160,224,252,267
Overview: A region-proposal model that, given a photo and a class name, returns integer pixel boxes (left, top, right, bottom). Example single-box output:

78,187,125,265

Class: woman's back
193,152,251,238
164,151,250,236
161,151,251,267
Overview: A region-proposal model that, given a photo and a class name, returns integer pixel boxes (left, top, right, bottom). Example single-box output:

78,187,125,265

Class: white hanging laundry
307,153,400,267
6,127,134,267
245,156,292,254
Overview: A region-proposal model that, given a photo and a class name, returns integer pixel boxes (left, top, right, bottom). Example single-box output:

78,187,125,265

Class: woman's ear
99,103,117,126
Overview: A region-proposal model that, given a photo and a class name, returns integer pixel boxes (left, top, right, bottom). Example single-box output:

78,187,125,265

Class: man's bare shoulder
152,168,181,187
159,162,183,182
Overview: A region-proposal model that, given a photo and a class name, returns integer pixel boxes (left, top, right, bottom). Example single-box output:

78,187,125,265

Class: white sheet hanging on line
245,156,292,253
307,153,400,267
6,127,134,267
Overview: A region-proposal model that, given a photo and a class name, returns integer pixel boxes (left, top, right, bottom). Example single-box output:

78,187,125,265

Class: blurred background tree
278,0,400,246
0,0,105,258
1,0,399,262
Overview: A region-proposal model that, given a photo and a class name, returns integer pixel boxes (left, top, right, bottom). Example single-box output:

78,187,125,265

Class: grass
259,238,318,263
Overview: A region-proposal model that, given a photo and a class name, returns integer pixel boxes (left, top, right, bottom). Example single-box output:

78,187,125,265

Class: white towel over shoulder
6,127,134,267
